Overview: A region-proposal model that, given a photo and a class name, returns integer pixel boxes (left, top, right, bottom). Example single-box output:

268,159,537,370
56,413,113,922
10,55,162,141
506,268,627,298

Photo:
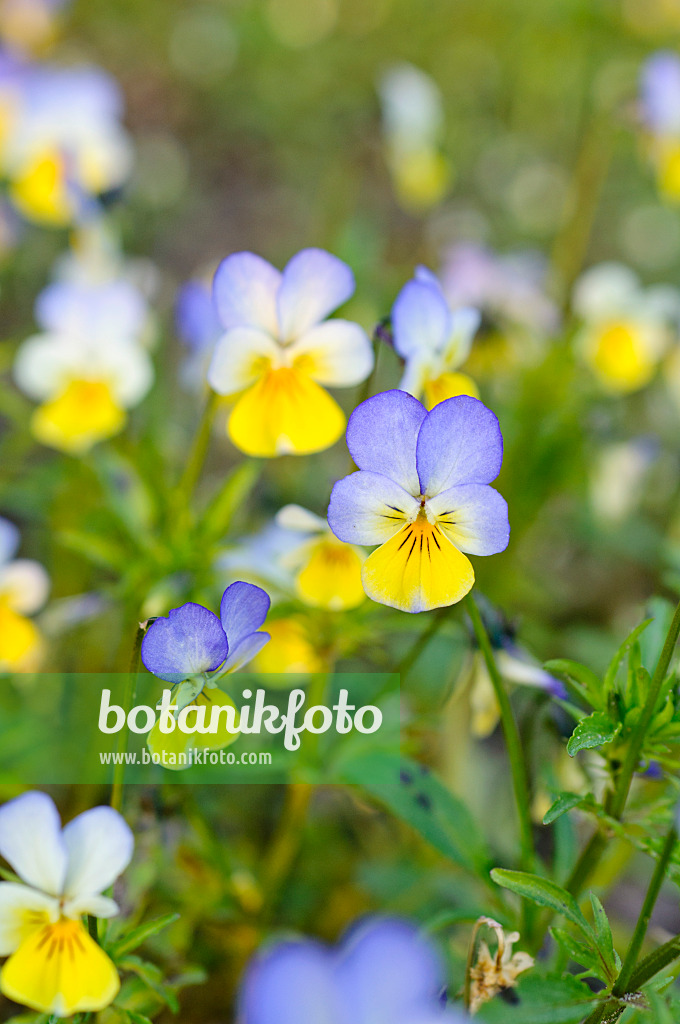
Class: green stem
176,390,219,511
110,621,145,812
613,824,677,997
465,594,534,873
566,598,680,899
397,606,450,680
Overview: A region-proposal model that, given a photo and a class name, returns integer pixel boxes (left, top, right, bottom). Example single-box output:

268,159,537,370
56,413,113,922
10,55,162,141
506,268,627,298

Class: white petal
62,894,119,920
0,518,20,566
288,320,373,386
13,334,81,401
0,792,67,896
103,341,154,406
0,883,60,956
277,249,354,340
62,806,133,901
207,328,280,396
213,252,282,335
572,263,639,320
275,505,326,534
398,353,435,399
441,306,480,369
0,560,50,614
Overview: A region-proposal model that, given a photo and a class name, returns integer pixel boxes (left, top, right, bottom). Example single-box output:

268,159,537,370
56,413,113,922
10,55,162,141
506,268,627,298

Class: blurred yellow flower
253,618,325,675
0,517,48,672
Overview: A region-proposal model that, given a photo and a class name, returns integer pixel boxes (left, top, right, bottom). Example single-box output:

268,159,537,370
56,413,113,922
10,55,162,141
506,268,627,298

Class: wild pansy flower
0,791,133,1016
141,582,270,765
392,267,480,407
572,262,680,393
175,277,221,390
1,63,132,225
207,248,373,457
220,505,365,611
378,63,450,212
639,52,680,201
0,516,49,671
239,916,468,1024
328,390,509,613
13,274,153,453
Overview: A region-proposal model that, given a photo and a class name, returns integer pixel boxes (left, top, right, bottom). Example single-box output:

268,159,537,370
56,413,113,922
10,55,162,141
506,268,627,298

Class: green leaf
566,711,620,757
544,659,603,708
476,972,597,1023
550,927,610,983
57,529,129,571
589,893,619,979
119,956,179,1013
124,1012,155,1024
357,757,491,875
110,914,180,959
542,792,584,825
603,619,652,693
490,869,593,938
202,459,262,539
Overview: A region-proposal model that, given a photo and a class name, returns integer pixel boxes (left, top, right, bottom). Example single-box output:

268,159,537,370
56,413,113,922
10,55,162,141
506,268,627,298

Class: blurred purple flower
438,243,559,335
239,917,468,1024
640,52,680,137
175,279,221,353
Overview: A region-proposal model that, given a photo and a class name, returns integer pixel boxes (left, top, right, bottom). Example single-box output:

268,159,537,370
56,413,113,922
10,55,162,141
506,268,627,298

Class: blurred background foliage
4,0,680,1020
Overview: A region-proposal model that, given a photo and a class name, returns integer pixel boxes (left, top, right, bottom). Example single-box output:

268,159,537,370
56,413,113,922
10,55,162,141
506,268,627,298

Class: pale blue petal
176,281,221,351
328,471,420,545
277,249,354,340
346,390,426,495
336,918,448,1024
220,582,271,651
392,278,450,359
141,603,228,683
223,631,271,673
641,52,680,135
416,396,503,496
213,252,281,335
0,517,19,565
427,484,509,555
239,940,340,1024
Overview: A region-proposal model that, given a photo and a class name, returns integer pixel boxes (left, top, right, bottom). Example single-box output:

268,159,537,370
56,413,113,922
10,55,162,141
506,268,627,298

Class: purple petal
328,471,420,545
346,390,427,495
141,603,228,684
392,278,450,359
239,940,338,1024
416,396,503,496
220,581,271,651
224,632,271,673
213,252,281,335
427,484,509,555
175,281,221,351
640,52,680,135
0,517,19,565
336,918,448,1024
277,249,354,340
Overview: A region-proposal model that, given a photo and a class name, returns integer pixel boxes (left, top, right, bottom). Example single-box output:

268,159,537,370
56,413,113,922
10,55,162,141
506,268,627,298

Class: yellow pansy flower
207,249,373,457
0,517,48,672
0,791,133,1017
13,277,153,453
573,263,678,394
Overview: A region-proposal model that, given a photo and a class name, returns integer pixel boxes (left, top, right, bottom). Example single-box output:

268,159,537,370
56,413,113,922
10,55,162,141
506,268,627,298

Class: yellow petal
31,380,126,454
361,517,474,613
252,618,325,677
424,371,479,409
295,538,365,611
10,152,73,227
587,322,657,393
228,368,345,457
657,141,680,201
147,687,240,771
390,147,450,211
0,918,119,1017
0,603,43,671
